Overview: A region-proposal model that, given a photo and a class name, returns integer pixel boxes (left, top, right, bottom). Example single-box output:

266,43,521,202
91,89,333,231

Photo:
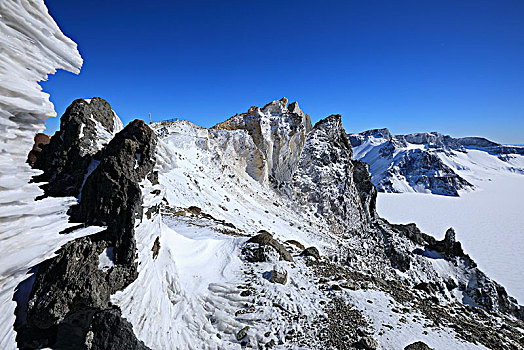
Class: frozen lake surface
377,173,524,304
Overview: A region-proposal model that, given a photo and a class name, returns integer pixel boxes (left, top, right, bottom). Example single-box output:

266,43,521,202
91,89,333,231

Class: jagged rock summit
32,97,124,198
349,128,524,196
212,97,312,187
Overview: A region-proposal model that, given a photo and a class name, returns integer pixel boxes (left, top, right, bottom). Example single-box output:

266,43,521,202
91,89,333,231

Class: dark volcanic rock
388,246,411,272
18,119,156,349
426,228,464,257
87,309,149,350
352,160,377,222
301,246,321,260
70,119,157,264
404,341,433,350
32,97,122,198
245,231,294,262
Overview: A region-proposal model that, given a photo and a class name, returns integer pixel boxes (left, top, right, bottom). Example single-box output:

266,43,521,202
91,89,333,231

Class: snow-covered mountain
349,129,524,196
5,95,523,350
1,2,523,350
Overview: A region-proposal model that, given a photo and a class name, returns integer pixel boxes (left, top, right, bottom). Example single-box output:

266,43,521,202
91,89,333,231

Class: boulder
404,341,433,350
245,231,294,262
300,246,321,260
268,268,288,285
359,336,378,349
236,326,249,341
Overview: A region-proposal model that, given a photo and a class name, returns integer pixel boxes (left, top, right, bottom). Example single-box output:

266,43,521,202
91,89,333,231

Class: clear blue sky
43,0,524,144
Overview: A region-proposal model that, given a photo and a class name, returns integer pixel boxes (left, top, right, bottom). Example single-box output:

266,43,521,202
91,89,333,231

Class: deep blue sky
43,0,524,143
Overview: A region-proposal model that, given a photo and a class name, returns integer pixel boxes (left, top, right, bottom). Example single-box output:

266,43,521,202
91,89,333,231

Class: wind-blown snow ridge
0,1,83,348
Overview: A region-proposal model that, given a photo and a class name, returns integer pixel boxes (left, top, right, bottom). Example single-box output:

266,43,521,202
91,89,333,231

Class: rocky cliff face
212,97,312,188
16,101,155,350
291,114,375,233
349,128,524,196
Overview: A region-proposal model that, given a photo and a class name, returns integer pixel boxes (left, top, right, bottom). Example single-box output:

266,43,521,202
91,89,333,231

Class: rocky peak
291,114,374,233
32,97,123,198
311,114,353,158
211,98,312,187
57,97,123,157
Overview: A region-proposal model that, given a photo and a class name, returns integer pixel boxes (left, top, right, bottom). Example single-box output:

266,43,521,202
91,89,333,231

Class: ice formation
0,1,85,348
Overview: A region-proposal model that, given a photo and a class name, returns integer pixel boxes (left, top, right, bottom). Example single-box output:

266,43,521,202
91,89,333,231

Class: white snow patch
346,289,487,349
98,247,115,271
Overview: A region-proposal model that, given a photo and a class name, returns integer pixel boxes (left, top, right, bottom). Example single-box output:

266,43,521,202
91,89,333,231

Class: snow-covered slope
349,129,524,196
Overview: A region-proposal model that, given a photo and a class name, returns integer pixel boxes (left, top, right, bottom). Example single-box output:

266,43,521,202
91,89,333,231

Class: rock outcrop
212,97,312,188
17,103,156,348
292,114,375,232
32,97,123,198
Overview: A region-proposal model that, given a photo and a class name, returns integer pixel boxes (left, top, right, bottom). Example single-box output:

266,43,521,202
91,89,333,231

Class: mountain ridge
348,128,524,196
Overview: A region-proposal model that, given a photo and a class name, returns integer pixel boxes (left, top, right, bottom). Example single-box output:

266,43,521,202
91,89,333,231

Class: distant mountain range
348,129,524,196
